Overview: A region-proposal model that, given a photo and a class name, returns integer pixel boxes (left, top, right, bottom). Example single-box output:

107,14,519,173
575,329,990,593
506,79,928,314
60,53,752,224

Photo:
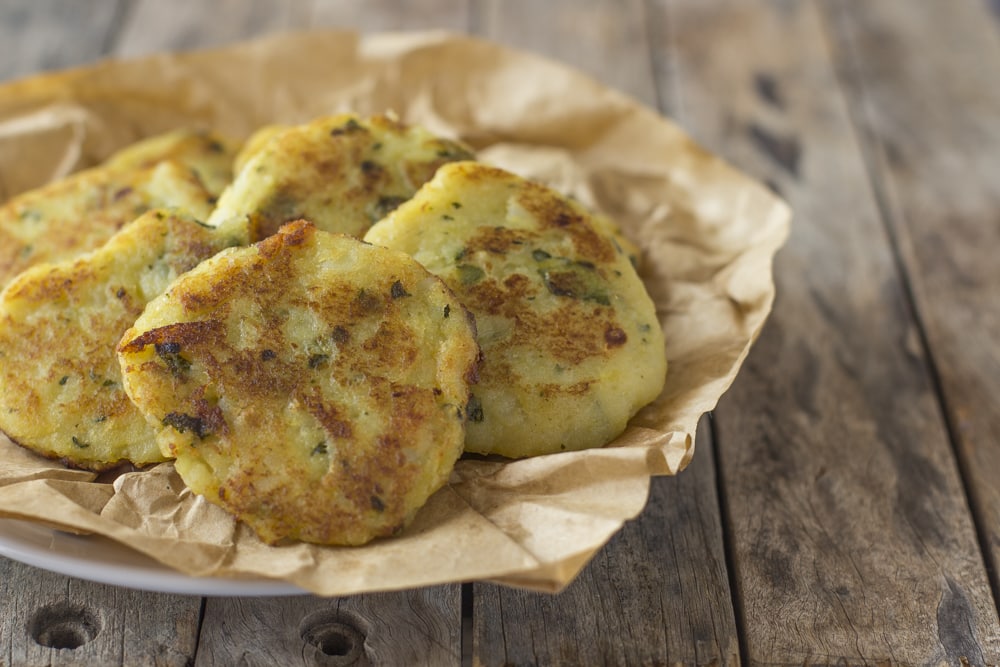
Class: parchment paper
0,30,790,596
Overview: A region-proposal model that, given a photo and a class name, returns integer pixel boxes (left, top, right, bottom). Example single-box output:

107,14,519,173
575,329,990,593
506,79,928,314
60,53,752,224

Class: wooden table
1,1,999,664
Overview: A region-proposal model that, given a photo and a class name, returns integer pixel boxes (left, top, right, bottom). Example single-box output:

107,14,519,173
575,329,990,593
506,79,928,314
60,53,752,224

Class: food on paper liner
365,162,666,458
0,114,666,546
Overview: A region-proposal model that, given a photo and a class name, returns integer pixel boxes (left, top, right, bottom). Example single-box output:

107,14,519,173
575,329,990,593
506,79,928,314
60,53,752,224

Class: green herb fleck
163,412,207,438
456,264,485,286
390,280,411,299
538,267,610,305
369,195,407,221
71,436,90,449
155,342,191,377
331,118,362,135
94,415,107,423
370,495,385,512
466,394,484,423
443,304,451,319
451,202,462,209
58,376,69,386
442,214,454,221
534,254,610,305
308,353,330,369
312,441,328,456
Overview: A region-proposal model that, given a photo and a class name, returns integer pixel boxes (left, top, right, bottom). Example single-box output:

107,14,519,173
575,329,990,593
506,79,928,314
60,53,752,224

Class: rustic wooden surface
0,1,999,665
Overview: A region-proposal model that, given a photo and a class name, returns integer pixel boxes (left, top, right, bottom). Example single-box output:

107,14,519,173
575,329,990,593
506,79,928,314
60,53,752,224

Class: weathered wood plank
310,0,471,32
0,558,199,666
476,0,659,108
820,0,1000,627
0,0,126,81
473,424,739,667
656,0,1000,662
471,2,739,664
112,0,311,57
194,588,461,666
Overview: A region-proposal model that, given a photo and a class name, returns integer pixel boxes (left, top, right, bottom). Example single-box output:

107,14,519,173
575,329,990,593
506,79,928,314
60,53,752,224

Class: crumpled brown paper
0,30,790,595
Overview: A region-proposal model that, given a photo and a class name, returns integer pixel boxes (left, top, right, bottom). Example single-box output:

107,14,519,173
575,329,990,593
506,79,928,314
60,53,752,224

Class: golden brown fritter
101,128,238,197
231,124,287,174
365,162,667,458
207,113,474,241
118,221,480,546
0,209,246,470
0,160,217,288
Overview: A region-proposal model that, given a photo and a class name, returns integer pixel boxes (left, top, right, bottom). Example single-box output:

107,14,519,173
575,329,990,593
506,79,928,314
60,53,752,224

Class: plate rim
0,517,307,597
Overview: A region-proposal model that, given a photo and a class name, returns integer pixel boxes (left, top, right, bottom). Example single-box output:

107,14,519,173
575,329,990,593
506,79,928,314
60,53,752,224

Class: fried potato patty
0,209,246,470
100,128,238,197
365,162,667,458
117,221,480,546
207,113,474,242
232,124,287,174
0,160,218,288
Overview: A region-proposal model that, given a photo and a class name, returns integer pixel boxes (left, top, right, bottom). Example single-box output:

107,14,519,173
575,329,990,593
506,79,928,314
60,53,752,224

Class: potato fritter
0,209,246,470
232,124,287,174
117,221,480,546
364,162,667,458
207,113,474,241
0,160,218,288
101,128,238,197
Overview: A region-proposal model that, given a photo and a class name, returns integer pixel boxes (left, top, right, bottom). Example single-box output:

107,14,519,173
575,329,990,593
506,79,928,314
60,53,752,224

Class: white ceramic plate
0,518,306,596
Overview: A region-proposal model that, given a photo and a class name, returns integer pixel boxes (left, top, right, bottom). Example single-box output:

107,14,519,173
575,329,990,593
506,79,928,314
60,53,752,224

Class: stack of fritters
0,210,246,468
0,113,667,546
0,130,236,289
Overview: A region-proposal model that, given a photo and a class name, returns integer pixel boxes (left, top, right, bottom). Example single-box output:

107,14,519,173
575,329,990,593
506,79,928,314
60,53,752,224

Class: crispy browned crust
0,160,217,288
364,162,667,458
118,221,481,545
211,114,474,241
0,209,244,470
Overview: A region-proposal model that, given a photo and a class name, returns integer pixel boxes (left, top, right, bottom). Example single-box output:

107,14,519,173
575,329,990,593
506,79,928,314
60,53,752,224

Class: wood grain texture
112,0,311,58
310,0,471,32
0,0,126,81
820,0,1000,624
476,0,659,108
195,588,461,666
473,424,739,667
0,557,200,666
471,1,739,663
656,0,1000,662
6,0,1000,663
